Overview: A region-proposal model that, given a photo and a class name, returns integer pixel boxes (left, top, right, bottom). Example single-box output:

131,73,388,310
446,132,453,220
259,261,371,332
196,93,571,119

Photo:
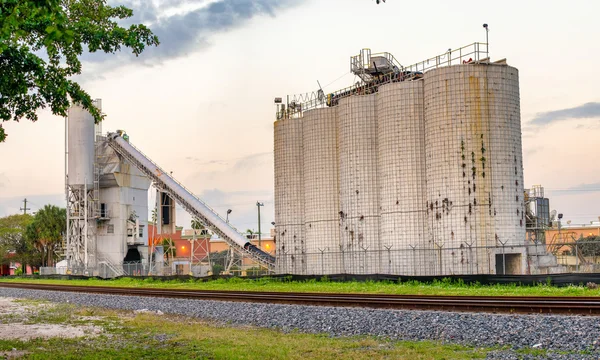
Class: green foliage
570,236,600,259
161,238,176,260
0,0,159,142
0,213,33,264
211,264,224,275
25,204,66,267
14,265,23,275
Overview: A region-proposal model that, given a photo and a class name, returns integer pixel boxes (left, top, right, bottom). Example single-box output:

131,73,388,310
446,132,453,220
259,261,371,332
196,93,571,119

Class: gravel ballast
1,287,599,359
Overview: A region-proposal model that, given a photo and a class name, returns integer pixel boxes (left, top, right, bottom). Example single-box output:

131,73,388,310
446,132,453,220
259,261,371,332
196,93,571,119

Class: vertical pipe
84,179,88,268
257,203,262,249
65,116,70,267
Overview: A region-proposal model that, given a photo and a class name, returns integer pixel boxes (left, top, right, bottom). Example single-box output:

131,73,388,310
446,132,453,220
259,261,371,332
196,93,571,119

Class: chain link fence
37,241,600,278
276,241,600,276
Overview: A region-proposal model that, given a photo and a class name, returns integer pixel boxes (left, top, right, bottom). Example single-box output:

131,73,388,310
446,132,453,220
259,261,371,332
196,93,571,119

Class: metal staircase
98,256,126,277
104,133,276,271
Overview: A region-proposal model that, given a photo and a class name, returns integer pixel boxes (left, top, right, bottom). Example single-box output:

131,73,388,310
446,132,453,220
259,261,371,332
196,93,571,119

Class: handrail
278,42,488,119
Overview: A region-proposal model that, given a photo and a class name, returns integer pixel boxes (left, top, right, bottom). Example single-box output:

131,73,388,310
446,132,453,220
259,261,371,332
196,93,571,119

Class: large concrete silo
302,108,341,274
273,117,305,274
68,105,96,188
423,63,525,275
66,101,100,271
376,81,431,275
338,94,380,274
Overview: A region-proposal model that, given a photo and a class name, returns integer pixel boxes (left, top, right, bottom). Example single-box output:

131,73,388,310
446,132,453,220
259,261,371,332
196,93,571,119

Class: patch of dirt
0,324,101,340
0,297,103,341
0,349,30,359
0,298,25,315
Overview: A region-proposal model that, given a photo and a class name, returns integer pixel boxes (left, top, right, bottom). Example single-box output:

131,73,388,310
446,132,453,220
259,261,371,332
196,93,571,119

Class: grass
1,276,600,297
0,301,490,359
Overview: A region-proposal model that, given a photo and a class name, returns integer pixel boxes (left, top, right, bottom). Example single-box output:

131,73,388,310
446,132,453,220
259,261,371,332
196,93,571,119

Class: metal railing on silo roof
280,42,489,119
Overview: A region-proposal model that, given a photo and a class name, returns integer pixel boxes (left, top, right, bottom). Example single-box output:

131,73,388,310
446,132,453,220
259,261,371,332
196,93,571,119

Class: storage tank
302,107,341,274
338,94,380,274
68,103,97,187
273,117,305,274
376,81,431,275
423,63,525,275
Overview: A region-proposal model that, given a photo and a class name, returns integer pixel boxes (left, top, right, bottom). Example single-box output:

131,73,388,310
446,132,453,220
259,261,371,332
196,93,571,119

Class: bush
211,264,224,275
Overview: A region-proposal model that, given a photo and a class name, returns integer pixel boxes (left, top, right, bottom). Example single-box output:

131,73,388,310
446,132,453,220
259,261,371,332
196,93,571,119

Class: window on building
107,224,114,234
138,225,144,238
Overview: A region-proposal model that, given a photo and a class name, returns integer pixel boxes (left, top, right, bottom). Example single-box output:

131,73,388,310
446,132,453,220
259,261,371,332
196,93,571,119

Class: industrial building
64,103,275,277
274,42,532,275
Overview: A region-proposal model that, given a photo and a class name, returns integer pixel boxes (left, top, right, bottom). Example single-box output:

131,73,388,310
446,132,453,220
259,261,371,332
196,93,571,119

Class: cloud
81,0,301,68
185,157,229,166
524,146,543,157
0,173,6,188
575,122,600,130
530,102,600,127
546,182,600,196
174,151,274,230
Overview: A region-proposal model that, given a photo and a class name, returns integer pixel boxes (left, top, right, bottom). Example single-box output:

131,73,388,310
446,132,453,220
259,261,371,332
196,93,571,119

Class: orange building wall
147,224,209,260
546,226,600,243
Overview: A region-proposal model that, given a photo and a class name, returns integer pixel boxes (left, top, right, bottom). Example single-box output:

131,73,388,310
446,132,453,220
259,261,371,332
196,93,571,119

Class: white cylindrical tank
302,107,341,274
424,63,525,275
338,94,380,274
273,117,305,274
68,103,97,187
376,81,430,275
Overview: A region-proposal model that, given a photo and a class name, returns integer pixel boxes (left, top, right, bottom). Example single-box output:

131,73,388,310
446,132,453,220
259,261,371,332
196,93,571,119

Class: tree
161,237,176,263
191,218,205,233
25,205,66,267
191,217,212,238
570,235,600,263
0,214,33,266
0,0,159,142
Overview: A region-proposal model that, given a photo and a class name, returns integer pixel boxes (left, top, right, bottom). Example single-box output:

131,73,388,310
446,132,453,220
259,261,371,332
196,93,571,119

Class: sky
1,0,600,231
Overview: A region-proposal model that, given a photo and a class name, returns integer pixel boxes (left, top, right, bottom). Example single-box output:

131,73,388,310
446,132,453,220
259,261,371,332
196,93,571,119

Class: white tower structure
66,100,101,273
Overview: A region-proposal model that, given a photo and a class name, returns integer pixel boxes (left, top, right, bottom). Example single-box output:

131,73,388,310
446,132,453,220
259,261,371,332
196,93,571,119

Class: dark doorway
123,248,141,262
495,253,522,274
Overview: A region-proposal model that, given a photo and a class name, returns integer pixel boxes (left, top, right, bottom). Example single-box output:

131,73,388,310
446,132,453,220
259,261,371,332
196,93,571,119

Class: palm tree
161,237,176,262
191,217,205,233
25,205,66,267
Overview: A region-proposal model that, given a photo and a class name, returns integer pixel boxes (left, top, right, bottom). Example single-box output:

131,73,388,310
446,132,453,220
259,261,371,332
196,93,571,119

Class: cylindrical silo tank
423,63,525,275
302,107,341,274
376,81,431,275
338,94,380,274
273,117,305,274
68,103,96,187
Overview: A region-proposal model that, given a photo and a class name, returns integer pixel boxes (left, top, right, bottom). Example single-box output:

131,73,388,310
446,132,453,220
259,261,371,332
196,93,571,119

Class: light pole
256,202,264,249
483,23,489,59
226,209,232,224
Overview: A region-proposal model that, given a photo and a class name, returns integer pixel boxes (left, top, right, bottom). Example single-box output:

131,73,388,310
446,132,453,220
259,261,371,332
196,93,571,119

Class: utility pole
20,198,30,215
256,202,264,249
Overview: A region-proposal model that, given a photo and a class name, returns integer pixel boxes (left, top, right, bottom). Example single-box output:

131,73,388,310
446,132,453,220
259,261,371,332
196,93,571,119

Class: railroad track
1,282,600,315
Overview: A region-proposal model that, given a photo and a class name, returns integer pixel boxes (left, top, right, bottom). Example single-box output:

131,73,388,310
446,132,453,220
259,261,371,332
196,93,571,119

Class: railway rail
2,282,600,315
